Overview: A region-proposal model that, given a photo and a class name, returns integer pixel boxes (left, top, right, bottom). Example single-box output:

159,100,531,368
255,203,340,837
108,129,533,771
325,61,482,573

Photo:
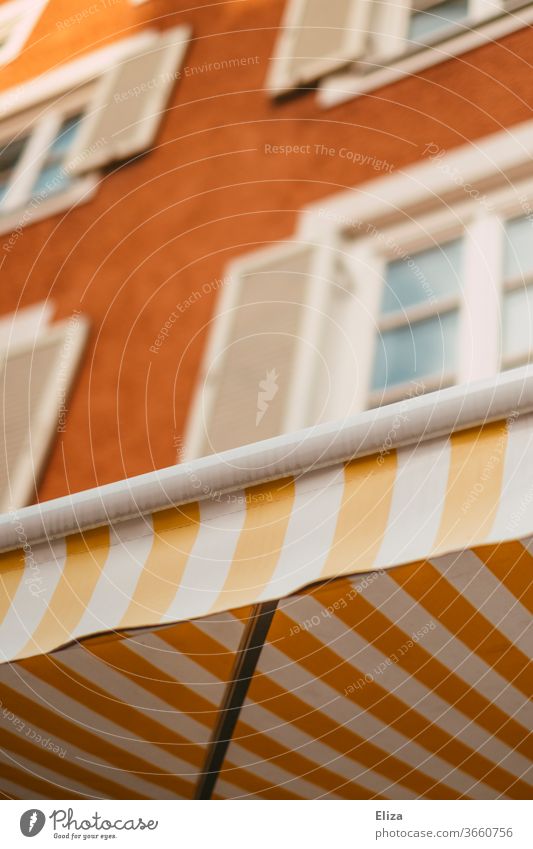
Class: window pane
502,286,533,362
381,238,463,316
371,310,459,391
31,113,83,200
48,114,84,157
0,136,28,205
503,216,533,282
32,163,69,198
408,0,469,41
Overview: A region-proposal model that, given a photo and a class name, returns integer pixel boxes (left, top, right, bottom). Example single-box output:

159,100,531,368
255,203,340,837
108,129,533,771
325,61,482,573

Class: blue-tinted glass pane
0,136,28,176
48,113,83,156
503,216,533,281
32,163,71,198
371,310,458,391
409,0,469,40
381,238,463,316
502,286,533,361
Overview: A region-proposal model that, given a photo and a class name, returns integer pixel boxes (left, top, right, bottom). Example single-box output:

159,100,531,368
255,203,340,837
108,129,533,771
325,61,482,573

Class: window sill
0,174,98,241
317,0,533,107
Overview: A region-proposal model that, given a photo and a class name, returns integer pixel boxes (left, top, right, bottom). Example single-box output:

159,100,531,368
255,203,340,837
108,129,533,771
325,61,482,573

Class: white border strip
0,367,532,553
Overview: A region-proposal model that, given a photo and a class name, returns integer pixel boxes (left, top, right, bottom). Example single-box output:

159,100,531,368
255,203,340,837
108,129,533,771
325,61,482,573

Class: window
268,0,522,98
0,25,190,229
0,305,88,511
0,0,48,66
187,127,533,458
369,238,463,405
407,0,470,42
501,215,533,369
0,87,94,217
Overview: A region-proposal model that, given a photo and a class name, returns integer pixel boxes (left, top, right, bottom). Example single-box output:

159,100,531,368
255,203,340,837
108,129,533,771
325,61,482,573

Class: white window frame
0,85,96,221
269,0,533,104
297,123,533,411
0,0,48,67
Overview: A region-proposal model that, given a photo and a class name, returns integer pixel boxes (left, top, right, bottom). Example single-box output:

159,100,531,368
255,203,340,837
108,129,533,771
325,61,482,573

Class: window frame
0,26,189,234
0,0,48,67
183,124,533,459
0,85,96,217
300,148,533,412
315,0,533,105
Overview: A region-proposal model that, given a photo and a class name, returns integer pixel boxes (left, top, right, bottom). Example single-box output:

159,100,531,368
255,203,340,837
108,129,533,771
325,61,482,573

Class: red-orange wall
1,0,532,501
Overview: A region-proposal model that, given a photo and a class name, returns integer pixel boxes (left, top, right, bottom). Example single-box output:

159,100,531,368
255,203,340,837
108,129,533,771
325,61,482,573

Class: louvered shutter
0,318,88,511
185,242,336,459
65,25,190,175
267,0,372,94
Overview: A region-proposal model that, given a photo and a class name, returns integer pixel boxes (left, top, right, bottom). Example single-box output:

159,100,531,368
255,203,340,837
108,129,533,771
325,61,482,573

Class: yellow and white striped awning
0,375,532,799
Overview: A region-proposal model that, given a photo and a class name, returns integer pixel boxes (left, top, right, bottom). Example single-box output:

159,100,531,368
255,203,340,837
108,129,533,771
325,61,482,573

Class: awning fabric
2,416,533,663
0,408,532,799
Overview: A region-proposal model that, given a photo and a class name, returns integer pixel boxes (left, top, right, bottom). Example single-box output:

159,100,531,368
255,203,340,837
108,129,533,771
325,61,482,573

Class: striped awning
0,380,532,799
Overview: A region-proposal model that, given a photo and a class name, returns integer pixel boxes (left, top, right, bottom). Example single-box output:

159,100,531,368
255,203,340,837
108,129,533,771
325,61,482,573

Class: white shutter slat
0,318,88,510
268,0,372,94
185,242,337,459
65,25,190,175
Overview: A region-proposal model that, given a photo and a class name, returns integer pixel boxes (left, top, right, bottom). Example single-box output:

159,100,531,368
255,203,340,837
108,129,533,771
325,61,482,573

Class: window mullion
341,242,386,414
457,213,503,383
282,241,336,432
2,111,62,214
469,0,504,22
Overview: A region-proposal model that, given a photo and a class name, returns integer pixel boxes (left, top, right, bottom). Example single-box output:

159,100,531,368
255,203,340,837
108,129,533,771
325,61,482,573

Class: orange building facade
1,0,533,503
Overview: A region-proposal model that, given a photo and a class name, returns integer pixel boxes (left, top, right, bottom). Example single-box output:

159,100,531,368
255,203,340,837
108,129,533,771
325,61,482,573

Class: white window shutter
267,0,372,94
184,242,336,459
65,25,190,175
0,317,88,511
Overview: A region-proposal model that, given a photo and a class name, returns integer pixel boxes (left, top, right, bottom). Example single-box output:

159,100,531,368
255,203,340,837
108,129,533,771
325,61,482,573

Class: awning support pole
195,599,278,799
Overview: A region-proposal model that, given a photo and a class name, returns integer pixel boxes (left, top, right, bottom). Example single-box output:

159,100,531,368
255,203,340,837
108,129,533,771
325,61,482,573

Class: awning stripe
0,550,26,625
473,541,533,612
0,746,103,800
375,438,450,568
320,452,397,579
351,569,531,742
0,677,194,798
23,654,209,761
253,611,531,797
213,478,296,612
219,615,499,799
72,516,154,640
392,560,533,698
321,577,532,760
0,724,148,799
20,528,109,660
120,503,201,630
0,540,66,660
435,422,508,554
